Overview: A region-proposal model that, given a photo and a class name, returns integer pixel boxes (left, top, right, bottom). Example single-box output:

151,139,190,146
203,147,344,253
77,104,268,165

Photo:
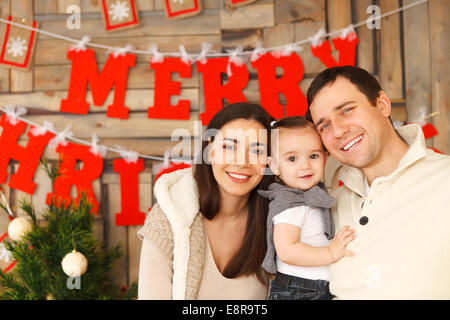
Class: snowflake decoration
109,1,130,21
0,242,13,264
6,37,28,57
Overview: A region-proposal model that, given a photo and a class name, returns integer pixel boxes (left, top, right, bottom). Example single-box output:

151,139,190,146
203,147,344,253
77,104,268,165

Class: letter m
60,48,136,119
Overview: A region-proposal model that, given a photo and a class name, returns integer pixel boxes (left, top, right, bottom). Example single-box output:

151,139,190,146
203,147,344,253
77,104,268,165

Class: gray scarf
258,182,335,274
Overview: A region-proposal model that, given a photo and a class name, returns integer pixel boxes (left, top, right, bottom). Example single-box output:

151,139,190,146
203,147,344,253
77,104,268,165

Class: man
305,66,450,299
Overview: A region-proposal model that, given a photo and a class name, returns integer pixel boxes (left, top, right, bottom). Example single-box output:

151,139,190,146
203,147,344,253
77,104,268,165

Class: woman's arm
138,238,173,300
273,224,355,267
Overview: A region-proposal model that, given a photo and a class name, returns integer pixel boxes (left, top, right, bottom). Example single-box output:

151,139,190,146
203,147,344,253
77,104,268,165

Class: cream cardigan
137,167,204,299
137,167,268,300
325,124,450,299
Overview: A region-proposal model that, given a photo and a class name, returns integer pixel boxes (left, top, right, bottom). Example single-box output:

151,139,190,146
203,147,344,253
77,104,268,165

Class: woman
137,102,274,299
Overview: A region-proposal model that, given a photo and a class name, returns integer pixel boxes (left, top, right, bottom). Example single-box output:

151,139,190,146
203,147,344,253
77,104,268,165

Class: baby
259,116,355,300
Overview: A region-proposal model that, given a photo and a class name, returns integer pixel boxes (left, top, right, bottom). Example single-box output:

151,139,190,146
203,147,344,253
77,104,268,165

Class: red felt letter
113,158,145,226
311,33,359,68
60,49,136,119
251,53,308,118
197,57,249,125
0,115,54,194
46,143,103,214
148,58,192,120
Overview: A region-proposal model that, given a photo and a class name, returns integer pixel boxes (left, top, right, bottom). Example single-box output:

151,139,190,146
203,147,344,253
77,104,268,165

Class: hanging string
0,0,428,60
106,44,135,58
3,105,27,125
0,190,15,218
0,106,191,164
0,0,429,165
179,45,192,66
68,35,90,52
89,134,108,158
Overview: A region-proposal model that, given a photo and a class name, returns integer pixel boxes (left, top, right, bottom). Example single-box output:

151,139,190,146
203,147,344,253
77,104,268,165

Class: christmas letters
0,33,360,226
60,32,359,125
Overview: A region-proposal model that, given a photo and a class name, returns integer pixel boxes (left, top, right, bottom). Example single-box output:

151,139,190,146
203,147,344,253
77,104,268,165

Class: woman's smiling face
209,118,268,199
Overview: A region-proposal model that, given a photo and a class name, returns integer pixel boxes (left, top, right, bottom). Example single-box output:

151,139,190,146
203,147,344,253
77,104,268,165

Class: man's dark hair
305,66,382,121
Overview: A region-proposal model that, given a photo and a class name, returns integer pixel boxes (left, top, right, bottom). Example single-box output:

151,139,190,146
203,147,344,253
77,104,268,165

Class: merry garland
0,34,358,226
61,33,358,125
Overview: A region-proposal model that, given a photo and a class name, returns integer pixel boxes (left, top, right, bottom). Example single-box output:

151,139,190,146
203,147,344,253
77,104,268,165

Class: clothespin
148,43,164,63
226,46,245,77
49,125,74,148
272,44,303,58
152,150,172,176
340,24,357,41
106,44,134,58
115,145,139,163
3,105,27,126
89,134,108,158
30,121,55,136
196,42,213,64
179,45,192,66
250,45,267,62
308,28,326,48
69,35,91,52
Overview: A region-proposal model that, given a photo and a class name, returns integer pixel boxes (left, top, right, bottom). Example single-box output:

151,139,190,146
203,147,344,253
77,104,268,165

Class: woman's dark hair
305,66,382,121
193,102,274,285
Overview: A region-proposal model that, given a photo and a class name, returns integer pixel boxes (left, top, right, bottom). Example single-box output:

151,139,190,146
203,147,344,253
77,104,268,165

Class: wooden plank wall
0,0,448,288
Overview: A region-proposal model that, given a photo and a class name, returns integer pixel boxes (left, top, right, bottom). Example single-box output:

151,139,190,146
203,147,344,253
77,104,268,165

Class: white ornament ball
61,250,88,277
8,217,33,241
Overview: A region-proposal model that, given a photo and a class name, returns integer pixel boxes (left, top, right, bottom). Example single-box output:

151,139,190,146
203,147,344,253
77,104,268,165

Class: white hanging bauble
61,249,88,277
8,217,33,241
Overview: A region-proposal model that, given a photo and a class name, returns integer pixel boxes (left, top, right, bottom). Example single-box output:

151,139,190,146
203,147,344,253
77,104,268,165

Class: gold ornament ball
61,250,88,277
46,293,55,300
8,217,33,241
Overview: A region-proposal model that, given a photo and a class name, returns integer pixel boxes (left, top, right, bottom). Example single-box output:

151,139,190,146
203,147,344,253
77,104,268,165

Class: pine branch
0,272,29,300
18,198,38,226
0,158,137,300
122,282,138,300
39,157,63,185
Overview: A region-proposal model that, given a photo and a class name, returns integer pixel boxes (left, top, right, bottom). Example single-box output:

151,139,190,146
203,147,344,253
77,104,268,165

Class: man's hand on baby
328,226,356,263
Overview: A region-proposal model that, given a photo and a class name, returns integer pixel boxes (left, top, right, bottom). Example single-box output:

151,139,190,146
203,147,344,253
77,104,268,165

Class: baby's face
270,126,327,191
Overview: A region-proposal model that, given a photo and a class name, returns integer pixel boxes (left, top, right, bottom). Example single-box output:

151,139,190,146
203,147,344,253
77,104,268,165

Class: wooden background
0,0,448,290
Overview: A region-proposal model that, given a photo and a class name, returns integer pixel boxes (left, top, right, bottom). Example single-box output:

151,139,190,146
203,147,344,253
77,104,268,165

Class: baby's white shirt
273,206,331,281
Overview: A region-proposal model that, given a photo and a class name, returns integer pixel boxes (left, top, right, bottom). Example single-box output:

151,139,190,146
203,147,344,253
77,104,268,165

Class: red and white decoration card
101,0,139,32
0,16,38,70
164,0,203,20
228,0,257,7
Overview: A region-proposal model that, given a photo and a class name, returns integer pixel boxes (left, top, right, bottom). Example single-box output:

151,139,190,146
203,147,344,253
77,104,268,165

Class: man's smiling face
309,77,391,170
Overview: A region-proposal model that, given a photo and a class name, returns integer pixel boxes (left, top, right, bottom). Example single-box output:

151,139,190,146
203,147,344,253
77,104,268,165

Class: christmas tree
0,159,137,300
